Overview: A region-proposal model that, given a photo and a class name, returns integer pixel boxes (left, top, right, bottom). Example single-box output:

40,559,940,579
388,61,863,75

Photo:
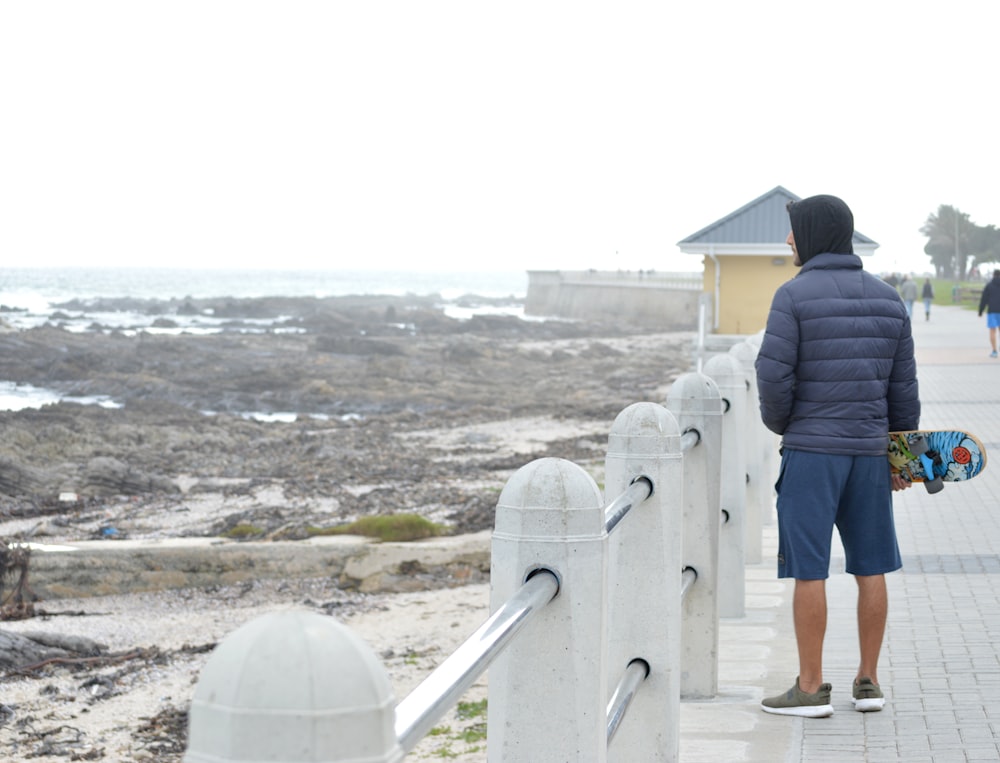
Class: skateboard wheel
908,435,930,457
924,477,944,494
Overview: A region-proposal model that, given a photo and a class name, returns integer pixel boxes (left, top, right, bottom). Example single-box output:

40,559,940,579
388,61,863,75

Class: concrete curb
20,530,493,599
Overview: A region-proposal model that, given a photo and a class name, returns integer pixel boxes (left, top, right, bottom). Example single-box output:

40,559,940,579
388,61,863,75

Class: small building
678,186,878,335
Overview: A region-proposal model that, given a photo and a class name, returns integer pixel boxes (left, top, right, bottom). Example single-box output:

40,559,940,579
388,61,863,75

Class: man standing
755,195,920,717
977,269,1000,358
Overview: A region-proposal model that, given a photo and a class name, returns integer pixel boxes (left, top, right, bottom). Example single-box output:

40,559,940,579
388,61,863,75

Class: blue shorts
774,449,902,579
987,313,1000,329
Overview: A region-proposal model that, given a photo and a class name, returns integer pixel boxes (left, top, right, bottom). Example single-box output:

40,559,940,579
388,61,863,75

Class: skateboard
888,430,987,493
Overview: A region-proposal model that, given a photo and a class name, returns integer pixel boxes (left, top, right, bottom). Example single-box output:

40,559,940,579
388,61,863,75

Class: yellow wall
702,255,795,334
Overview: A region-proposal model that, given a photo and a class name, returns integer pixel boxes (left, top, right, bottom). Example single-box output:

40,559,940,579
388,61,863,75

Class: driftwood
0,542,111,670
1,541,36,620
0,629,108,670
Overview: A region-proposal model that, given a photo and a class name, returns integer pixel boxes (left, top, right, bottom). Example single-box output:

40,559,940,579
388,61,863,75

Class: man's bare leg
794,579,827,692
855,574,888,684
991,327,998,353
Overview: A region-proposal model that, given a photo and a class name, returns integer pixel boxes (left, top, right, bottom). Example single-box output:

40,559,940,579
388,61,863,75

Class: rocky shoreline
0,294,694,762
0,294,694,545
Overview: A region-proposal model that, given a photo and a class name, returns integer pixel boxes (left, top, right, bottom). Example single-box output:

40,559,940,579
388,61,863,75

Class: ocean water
0,266,528,331
0,266,528,412
0,266,527,310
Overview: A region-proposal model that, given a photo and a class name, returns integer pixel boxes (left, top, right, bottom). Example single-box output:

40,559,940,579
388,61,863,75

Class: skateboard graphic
888,430,987,493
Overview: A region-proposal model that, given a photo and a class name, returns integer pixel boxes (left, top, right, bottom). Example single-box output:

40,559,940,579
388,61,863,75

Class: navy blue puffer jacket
755,252,920,455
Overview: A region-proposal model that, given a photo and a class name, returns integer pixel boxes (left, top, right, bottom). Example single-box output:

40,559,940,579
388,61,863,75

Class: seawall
525,270,702,329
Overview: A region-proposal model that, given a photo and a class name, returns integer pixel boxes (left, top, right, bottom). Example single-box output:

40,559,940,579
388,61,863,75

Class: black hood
787,194,854,264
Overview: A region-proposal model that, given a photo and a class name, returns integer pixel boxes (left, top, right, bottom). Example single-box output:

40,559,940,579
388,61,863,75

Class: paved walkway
684,303,1000,762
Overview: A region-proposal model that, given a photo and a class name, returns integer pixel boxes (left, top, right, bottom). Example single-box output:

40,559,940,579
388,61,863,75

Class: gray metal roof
678,185,878,248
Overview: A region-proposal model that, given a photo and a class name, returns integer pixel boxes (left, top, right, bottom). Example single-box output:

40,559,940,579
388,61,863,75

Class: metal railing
395,568,560,753
184,335,776,763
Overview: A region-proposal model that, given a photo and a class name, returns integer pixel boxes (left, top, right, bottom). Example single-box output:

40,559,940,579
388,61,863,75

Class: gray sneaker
761,677,834,717
852,677,885,712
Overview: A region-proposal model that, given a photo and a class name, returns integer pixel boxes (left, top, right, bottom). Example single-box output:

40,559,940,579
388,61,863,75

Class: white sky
2,1,997,276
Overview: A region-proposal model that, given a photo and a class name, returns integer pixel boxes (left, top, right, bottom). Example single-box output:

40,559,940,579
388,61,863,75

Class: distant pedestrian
899,276,918,319
921,278,934,321
978,269,1000,358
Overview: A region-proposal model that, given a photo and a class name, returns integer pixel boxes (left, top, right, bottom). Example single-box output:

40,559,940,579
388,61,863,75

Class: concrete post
703,353,747,618
729,340,763,564
666,373,723,699
747,330,779,526
695,292,712,372
184,610,403,763
489,457,608,763
604,402,683,762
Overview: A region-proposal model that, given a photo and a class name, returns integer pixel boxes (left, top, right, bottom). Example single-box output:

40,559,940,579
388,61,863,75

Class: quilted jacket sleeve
754,285,798,435
886,315,920,432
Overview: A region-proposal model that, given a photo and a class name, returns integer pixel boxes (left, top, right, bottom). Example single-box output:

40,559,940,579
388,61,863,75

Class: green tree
967,223,1000,274
920,205,972,279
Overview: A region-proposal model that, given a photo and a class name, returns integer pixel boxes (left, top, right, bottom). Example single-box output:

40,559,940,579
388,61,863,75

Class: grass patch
456,723,487,744
307,513,446,542
221,523,265,539
455,698,488,721
928,277,984,309
426,700,488,758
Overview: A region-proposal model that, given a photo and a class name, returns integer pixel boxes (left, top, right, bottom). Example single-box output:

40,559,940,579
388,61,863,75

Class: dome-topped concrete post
184,610,403,763
604,401,682,762
703,353,747,618
747,330,778,527
489,457,607,763
729,339,764,564
666,372,723,699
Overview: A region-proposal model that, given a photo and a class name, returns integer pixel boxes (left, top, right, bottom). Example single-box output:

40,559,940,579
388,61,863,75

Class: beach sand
2,579,492,762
